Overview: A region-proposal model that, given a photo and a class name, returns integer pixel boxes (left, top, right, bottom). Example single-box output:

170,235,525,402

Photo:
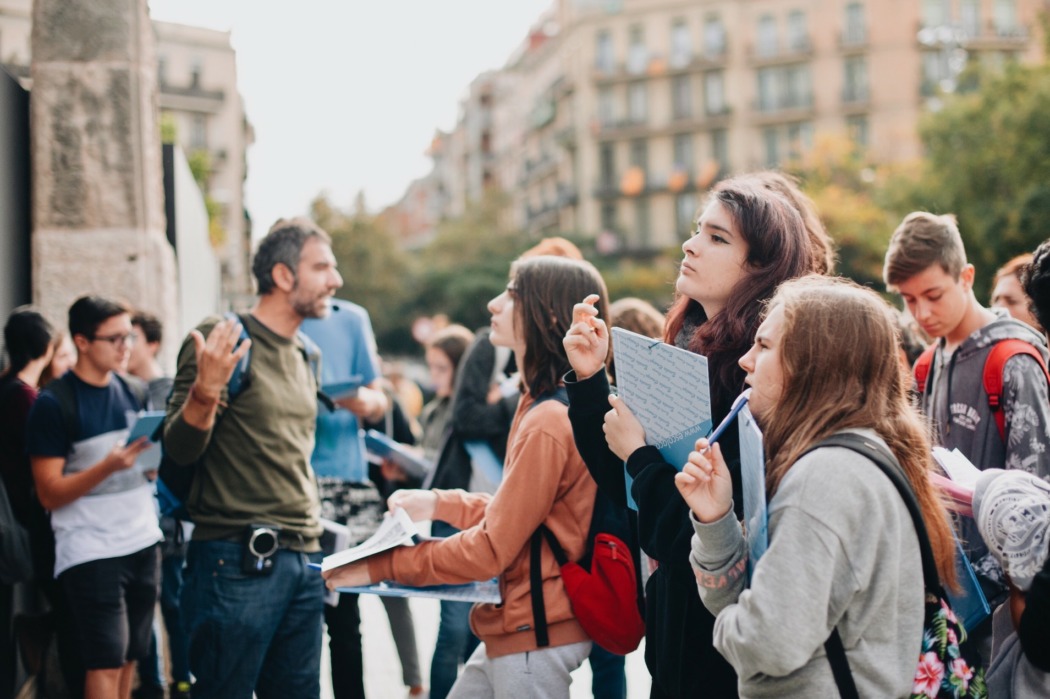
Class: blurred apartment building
0,0,254,300
386,0,1044,252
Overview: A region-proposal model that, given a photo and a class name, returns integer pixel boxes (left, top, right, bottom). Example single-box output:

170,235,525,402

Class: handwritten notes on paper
611,328,713,509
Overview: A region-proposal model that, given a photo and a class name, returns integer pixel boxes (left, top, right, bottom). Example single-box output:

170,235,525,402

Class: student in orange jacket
324,256,610,698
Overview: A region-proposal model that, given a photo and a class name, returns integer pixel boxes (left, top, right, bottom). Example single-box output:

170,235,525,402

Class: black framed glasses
91,332,138,347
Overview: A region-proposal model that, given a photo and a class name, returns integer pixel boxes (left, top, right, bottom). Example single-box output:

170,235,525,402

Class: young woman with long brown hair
324,256,610,698
564,175,820,698
677,276,957,697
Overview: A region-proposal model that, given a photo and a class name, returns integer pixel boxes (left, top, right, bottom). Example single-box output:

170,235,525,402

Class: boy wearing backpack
884,212,1050,642
26,296,162,698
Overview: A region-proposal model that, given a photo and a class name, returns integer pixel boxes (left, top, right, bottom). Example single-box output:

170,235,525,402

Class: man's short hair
252,217,332,295
68,296,130,340
884,212,968,287
131,311,163,345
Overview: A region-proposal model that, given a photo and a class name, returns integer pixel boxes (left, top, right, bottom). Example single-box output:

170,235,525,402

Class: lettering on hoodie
950,402,981,432
695,558,746,589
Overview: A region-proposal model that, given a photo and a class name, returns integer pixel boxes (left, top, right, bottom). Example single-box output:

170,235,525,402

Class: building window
676,193,698,238
673,133,694,171
711,129,729,171
598,87,616,126
786,122,814,161
158,55,168,86
627,25,647,74
921,0,949,28
785,65,813,109
630,139,648,176
921,50,951,95
670,19,692,68
600,143,616,189
671,75,692,119
843,56,868,102
190,58,202,88
596,31,614,73
703,15,726,58
844,2,866,45
635,197,651,247
787,11,809,52
601,202,617,231
846,114,869,148
704,70,726,115
757,15,778,57
960,0,980,36
190,114,207,149
627,82,647,124
763,127,780,167
994,0,1018,35
757,68,778,111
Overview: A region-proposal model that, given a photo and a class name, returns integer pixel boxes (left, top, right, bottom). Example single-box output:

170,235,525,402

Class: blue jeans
160,549,191,683
588,644,627,699
429,521,480,699
181,540,324,699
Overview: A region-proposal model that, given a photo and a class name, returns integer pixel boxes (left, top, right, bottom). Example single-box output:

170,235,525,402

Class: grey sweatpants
447,640,592,699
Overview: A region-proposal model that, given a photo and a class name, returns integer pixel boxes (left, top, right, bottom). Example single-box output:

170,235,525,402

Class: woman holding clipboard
563,175,821,698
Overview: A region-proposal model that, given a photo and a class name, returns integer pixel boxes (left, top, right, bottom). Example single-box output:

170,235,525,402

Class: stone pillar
30,0,178,368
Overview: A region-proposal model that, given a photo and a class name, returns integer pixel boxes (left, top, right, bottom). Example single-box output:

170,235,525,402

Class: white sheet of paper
320,507,418,572
932,447,982,489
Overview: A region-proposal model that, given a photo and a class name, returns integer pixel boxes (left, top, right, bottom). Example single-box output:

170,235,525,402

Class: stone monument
30,0,177,366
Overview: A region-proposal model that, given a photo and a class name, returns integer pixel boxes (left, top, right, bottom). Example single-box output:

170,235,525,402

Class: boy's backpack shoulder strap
983,338,1050,441
46,374,80,447
913,345,937,395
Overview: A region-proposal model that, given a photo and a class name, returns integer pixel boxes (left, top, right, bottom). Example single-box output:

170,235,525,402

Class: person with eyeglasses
25,295,162,698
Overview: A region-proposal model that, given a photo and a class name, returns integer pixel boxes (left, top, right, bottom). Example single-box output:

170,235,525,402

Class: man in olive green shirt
164,217,382,698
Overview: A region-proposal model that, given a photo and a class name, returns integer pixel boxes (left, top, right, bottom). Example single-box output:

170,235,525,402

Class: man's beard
292,292,331,319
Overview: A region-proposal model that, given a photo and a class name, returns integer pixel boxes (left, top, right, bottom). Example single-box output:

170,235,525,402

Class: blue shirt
300,299,380,481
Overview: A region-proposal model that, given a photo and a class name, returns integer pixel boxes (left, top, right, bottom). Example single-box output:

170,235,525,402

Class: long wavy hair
510,256,610,398
760,276,957,587
664,176,814,395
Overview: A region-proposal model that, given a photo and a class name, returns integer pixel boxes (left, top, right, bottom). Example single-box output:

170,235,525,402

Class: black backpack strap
825,628,860,699
47,374,79,447
529,531,550,648
803,433,941,699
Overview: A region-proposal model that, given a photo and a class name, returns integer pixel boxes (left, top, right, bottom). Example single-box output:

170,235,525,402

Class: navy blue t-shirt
27,373,144,458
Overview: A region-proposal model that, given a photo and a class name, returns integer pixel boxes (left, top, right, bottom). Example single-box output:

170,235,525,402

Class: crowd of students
2,174,1050,699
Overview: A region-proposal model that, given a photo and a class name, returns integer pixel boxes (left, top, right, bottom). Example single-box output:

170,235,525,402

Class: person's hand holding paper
604,394,647,460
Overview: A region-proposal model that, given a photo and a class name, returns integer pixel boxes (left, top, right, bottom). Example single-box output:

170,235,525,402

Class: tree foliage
888,54,1050,298
310,193,413,351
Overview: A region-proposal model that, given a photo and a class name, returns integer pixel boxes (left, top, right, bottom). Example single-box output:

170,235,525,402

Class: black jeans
325,592,365,699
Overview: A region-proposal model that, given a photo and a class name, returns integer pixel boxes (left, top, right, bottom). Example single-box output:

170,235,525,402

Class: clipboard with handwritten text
611,328,713,510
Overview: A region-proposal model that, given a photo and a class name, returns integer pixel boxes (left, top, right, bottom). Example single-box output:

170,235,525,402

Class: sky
148,0,551,239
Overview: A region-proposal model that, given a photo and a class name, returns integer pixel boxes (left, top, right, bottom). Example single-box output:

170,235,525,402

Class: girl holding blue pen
676,277,960,698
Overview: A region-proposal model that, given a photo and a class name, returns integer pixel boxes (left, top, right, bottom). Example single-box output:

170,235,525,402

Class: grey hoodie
920,308,1050,596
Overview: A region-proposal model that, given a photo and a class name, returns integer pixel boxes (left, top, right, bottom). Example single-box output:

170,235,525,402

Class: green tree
310,193,413,351
785,135,902,288
890,51,1050,298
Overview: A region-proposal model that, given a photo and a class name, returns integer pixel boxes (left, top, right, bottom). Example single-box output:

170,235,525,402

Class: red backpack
914,338,1050,440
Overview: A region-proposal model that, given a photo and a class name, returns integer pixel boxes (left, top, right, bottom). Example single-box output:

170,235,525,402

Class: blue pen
700,389,750,454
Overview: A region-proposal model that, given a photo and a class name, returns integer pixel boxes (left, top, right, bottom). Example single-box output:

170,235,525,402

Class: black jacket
565,369,740,698
428,329,517,491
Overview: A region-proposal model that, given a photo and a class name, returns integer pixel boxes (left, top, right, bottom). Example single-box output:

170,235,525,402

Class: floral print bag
812,434,987,699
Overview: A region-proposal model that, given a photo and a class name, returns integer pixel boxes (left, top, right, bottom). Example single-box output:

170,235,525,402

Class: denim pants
429,521,481,699
181,540,324,699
